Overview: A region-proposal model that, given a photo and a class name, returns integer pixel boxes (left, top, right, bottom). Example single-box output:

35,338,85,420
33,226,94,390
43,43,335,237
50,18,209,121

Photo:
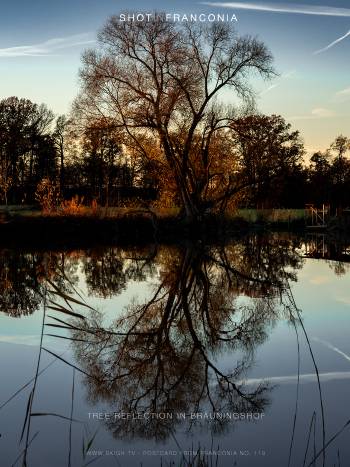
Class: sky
0,0,349,153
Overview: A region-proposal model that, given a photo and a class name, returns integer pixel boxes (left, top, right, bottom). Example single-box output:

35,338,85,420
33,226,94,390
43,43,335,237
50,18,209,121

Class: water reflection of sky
0,245,350,466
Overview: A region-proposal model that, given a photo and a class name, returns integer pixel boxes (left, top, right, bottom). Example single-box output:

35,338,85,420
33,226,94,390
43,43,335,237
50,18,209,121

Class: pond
0,233,350,466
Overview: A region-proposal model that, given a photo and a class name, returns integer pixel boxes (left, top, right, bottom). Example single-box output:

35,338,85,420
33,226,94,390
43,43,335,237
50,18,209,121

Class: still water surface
0,233,350,466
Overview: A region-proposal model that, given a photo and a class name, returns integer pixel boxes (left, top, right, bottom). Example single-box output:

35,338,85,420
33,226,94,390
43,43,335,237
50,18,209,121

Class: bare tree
75,12,275,221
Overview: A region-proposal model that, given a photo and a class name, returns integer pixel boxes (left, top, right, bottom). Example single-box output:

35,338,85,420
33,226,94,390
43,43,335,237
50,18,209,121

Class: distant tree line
0,95,349,210
0,96,156,207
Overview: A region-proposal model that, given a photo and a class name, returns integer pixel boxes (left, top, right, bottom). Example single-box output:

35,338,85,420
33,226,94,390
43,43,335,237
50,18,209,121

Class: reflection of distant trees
0,247,157,317
326,235,350,276
82,246,157,298
0,250,80,317
68,237,303,440
327,261,350,277
3,233,350,321
210,234,302,297
83,248,127,298
303,233,350,276
0,251,43,316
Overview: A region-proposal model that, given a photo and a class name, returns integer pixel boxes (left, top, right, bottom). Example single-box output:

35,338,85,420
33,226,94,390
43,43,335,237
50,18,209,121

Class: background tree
328,135,350,208
80,119,131,205
0,96,55,203
52,115,71,193
330,135,350,160
307,151,331,206
230,114,305,208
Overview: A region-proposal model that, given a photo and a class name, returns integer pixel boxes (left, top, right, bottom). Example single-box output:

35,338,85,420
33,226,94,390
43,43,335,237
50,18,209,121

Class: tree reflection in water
0,250,80,317
82,246,157,298
0,246,156,316
4,235,350,465
59,235,304,441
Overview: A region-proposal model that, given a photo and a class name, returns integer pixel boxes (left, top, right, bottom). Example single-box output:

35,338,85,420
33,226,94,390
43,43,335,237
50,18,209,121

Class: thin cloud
282,70,297,79
314,29,350,54
336,87,350,98
311,107,335,117
336,294,350,304
260,83,278,95
260,69,296,95
200,2,350,17
289,107,336,121
0,33,95,58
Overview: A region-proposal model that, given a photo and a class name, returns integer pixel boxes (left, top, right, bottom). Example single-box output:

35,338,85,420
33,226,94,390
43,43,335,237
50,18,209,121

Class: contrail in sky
0,33,95,57
201,2,350,54
314,29,350,54
200,2,350,17
260,69,296,95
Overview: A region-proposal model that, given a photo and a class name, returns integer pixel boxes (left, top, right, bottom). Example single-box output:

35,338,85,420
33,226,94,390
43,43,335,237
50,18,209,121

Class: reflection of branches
48,238,303,441
4,235,350,464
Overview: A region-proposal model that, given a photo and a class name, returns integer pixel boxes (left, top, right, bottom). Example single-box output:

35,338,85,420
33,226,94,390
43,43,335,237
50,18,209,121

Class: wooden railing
305,204,330,228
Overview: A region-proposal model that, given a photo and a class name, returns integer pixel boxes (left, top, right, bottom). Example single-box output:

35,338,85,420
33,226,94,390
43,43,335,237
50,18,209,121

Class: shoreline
0,210,307,248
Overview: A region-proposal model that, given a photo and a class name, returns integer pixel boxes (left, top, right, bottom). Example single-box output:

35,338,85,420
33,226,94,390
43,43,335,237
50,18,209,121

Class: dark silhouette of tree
80,119,130,205
329,140,350,208
52,115,71,193
230,114,305,208
307,151,332,207
0,96,55,203
330,135,350,160
74,12,275,221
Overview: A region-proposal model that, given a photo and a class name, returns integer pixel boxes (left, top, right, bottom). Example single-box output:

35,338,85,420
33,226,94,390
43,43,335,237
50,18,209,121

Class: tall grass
236,209,305,223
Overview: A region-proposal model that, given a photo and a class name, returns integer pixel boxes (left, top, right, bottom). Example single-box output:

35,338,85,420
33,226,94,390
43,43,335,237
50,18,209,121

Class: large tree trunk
176,174,202,223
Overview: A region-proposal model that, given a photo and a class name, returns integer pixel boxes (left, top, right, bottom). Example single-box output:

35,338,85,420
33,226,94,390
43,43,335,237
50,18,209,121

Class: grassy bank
236,208,305,224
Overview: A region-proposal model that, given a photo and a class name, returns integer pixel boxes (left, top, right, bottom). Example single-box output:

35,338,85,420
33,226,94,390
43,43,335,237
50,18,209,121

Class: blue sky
0,0,349,152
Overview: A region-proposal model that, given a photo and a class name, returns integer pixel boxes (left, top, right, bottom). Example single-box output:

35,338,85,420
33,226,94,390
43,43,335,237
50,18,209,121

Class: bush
60,195,86,215
35,178,61,213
